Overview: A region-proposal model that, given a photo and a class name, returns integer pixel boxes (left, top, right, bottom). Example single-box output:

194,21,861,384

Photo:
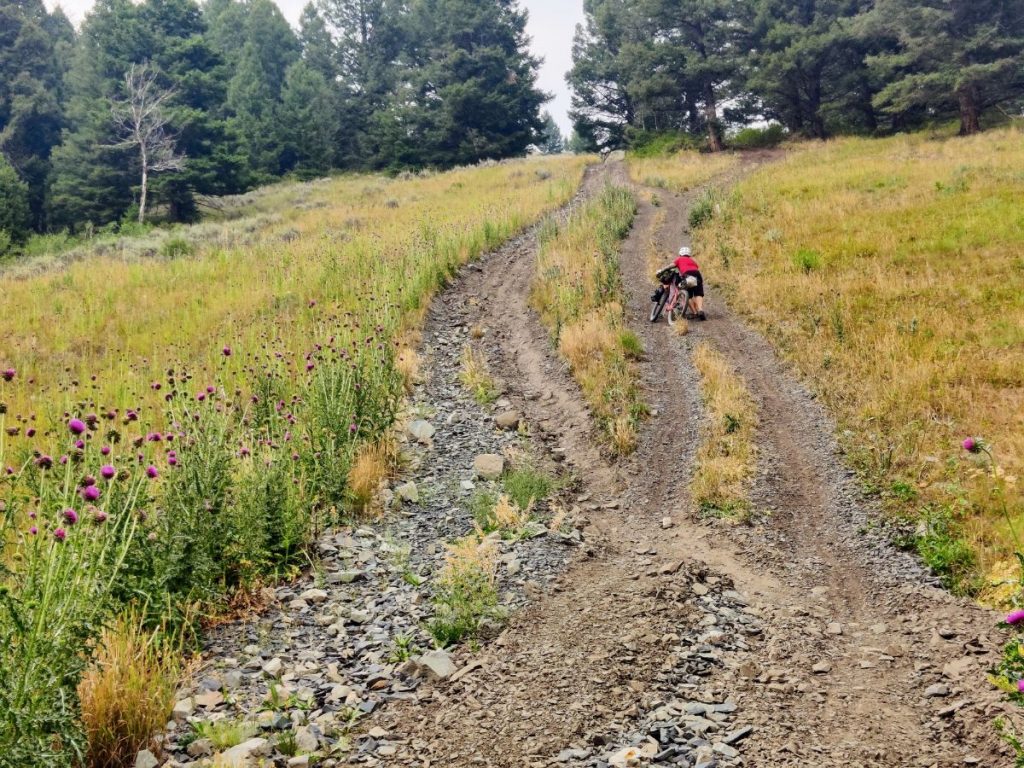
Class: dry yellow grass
532,186,641,454
691,343,758,520
701,126,1024,591
347,436,400,515
79,615,180,768
492,494,529,533
459,345,498,404
628,151,740,193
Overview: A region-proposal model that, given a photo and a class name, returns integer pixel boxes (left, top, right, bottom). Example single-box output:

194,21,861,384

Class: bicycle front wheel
649,290,669,323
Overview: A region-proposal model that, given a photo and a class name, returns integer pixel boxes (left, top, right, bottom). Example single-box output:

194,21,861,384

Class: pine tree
278,60,338,176
298,2,338,82
0,154,31,252
867,0,1024,134
539,111,565,154
748,0,879,138
384,0,546,168
0,0,72,229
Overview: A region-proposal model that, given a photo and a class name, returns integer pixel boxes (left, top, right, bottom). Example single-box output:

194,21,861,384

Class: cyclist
651,246,706,320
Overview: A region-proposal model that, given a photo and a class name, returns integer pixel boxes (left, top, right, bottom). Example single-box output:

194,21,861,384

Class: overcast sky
43,0,584,134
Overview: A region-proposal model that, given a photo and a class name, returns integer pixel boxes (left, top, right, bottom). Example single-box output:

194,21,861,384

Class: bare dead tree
109,63,186,224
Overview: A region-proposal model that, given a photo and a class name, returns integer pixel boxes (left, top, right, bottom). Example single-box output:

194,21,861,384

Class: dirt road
361,159,1018,767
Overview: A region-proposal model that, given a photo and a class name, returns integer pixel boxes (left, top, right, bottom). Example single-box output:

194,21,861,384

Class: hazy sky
43,0,584,134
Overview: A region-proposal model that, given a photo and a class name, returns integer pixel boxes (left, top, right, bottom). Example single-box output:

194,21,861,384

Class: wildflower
64,508,79,525
82,475,96,487
197,392,206,402
26,428,35,437
146,465,159,479
53,528,66,542
36,455,53,469
962,437,980,454
306,362,315,371
68,418,86,435
1,368,14,382
94,510,108,524
147,432,162,442
100,445,111,456
81,486,100,502
168,455,178,467
223,346,232,357
101,465,116,480
348,423,358,434
1006,610,1024,625
29,526,37,535
1018,679,1024,693
74,440,85,450
147,532,157,542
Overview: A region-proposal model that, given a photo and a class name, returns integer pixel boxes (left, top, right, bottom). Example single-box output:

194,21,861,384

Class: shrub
459,345,499,404
689,188,722,229
729,124,786,150
428,533,500,647
502,465,554,510
792,248,822,273
79,613,180,768
159,236,193,259
626,130,700,158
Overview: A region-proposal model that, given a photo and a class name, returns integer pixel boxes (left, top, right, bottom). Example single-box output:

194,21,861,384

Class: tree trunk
139,145,148,224
957,86,982,135
704,82,723,152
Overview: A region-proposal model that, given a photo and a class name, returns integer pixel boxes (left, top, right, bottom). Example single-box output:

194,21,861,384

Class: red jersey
674,255,700,274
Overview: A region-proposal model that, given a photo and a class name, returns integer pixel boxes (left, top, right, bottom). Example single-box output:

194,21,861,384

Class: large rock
473,454,505,480
219,738,271,768
494,411,521,431
135,751,159,768
262,658,283,678
171,698,194,722
294,726,319,753
415,649,457,681
407,420,435,443
395,481,420,503
299,588,329,604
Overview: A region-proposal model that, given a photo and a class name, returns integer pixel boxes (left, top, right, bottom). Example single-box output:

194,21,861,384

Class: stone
925,683,950,698
288,758,310,768
812,661,832,674
295,726,319,753
826,622,843,636
378,745,398,757
171,698,194,722
187,738,214,757
942,657,973,679
349,609,371,624
506,559,522,576
722,726,753,745
692,583,709,596
608,747,643,767
219,738,271,768
661,516,673,529
416,649,457,681
300,588,329,604
395,481,420,503
408,420,435,443
262,658,283,678
494,412,521,431
194,690,224,709
135,750,159,768
473,454,505,480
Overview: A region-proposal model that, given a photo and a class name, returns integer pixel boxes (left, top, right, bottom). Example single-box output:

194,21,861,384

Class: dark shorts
676,270,704,297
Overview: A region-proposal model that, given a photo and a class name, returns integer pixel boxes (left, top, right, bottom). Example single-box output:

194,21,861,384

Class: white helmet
679,246,691,257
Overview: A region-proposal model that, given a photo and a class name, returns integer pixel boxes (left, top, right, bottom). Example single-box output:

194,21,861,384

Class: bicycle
649,268,699,326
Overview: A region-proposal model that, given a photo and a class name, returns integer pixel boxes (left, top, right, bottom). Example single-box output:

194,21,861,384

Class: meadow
698,126,1024,599
0,155,588,765
627,150,740,194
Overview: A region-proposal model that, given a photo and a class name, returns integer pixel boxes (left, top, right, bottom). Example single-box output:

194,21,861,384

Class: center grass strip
531,186,643,455
691,343,758,520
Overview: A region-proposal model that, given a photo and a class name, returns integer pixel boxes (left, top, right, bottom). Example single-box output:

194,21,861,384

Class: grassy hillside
0,155,589,762
628,150,740,193
699,127,1024,599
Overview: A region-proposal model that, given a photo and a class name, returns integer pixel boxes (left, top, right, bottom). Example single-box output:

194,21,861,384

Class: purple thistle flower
962,437,979,453
101,465,116,480
146,465,159,479
168,455,178,467
53,528,66,542
64,508,79,525
147,432,162,442
196,392,206,402
82,475,96,487
36,455,53,469
348,423,358,433
26,428,35,438
94,510,108,524
1006,610,1024,625
60,455,68,465
1018,679,1024,694
1,368,15,382
68,418,86,435
100,445,111,456
81,485,100,502
74,440,85,450
29,525,37,535
223,346,232,357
